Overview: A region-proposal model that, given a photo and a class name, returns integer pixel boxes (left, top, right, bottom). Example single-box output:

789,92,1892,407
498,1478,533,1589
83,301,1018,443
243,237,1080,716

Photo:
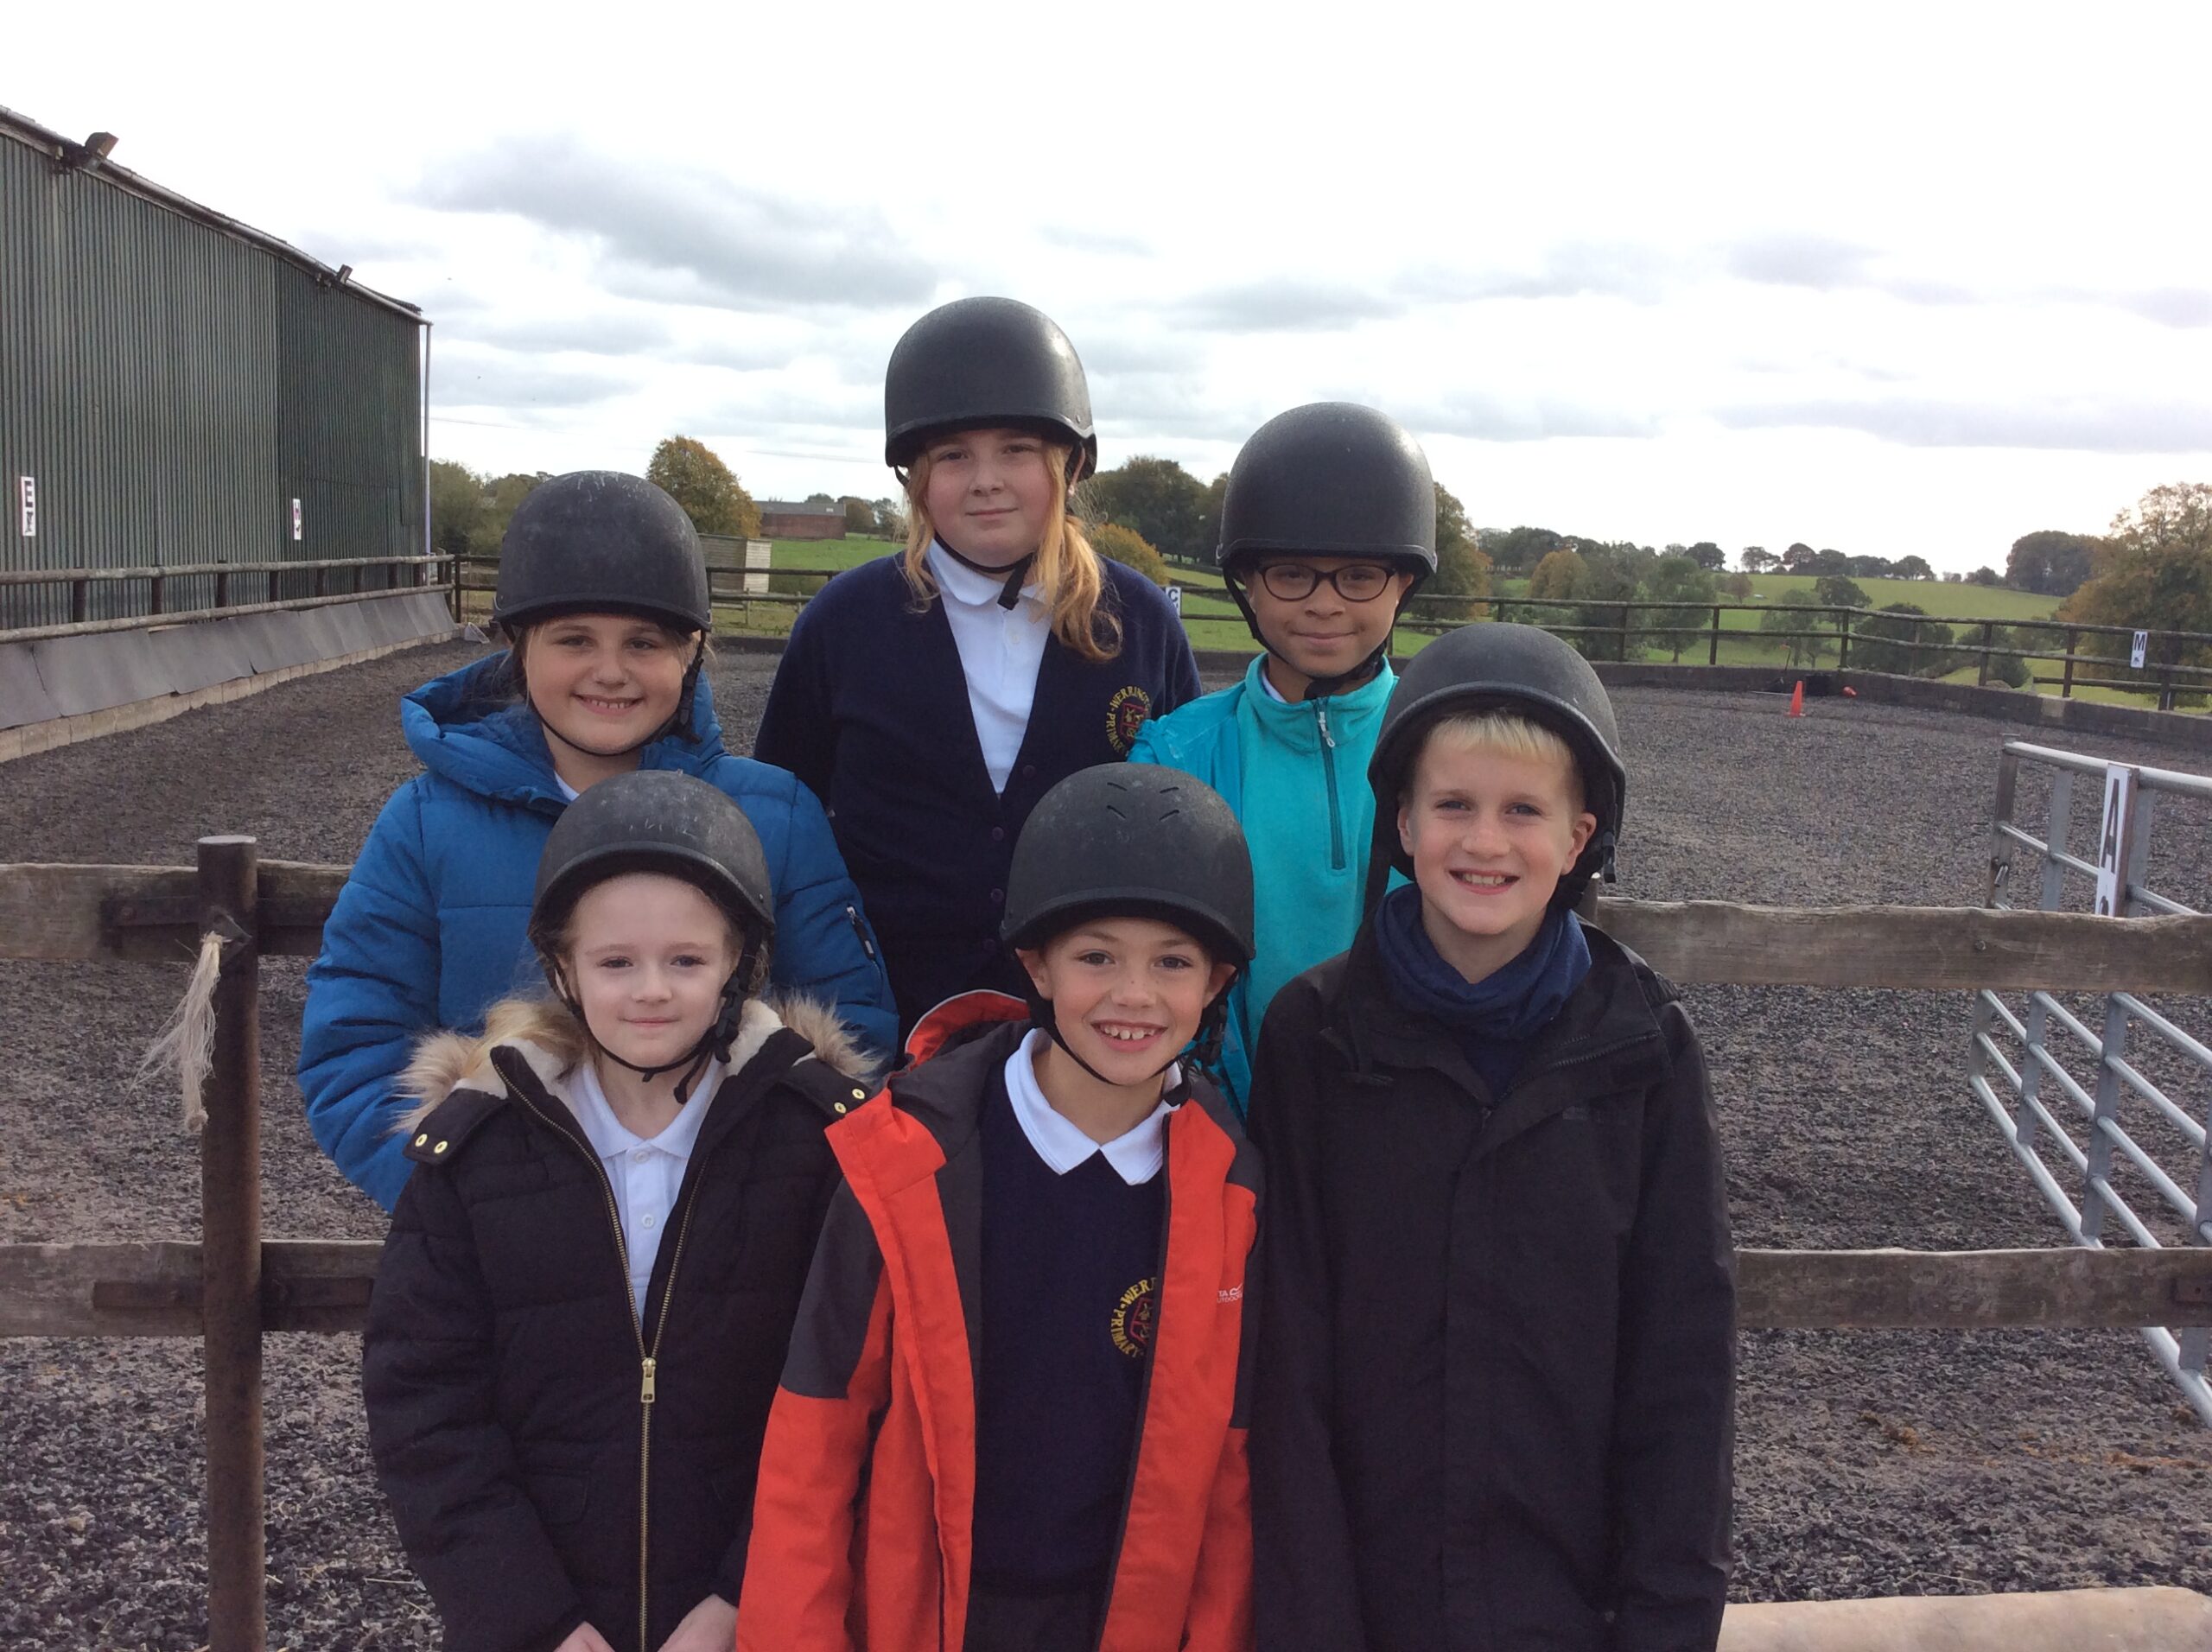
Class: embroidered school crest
1109,1275,1158,1359
1105,685,1154,755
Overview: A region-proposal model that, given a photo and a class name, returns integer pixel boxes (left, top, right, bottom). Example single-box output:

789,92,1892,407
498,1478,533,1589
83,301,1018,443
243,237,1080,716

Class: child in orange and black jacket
736,765,1260,1652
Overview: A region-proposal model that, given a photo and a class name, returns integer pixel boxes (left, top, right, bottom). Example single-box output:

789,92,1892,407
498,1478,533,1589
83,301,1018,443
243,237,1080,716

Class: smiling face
518,613,694,760
1236,556,1415,698
1017,916,1237,1092
1396,723,1597,985
918,426,1058,569
559,872,736,1072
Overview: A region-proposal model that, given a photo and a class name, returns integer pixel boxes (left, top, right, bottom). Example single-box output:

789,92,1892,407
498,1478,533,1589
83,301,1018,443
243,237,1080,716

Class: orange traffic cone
1788,680,1805,717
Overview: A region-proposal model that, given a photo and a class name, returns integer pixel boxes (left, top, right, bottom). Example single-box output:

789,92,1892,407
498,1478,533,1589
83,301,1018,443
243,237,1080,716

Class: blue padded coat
299,653,897,1210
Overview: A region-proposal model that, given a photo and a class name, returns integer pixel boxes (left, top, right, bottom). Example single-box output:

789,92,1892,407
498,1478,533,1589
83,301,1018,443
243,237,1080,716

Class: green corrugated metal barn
0,105,426,631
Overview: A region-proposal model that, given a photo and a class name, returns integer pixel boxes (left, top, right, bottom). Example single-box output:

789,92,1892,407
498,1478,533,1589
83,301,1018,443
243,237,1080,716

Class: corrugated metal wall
0,131,422,628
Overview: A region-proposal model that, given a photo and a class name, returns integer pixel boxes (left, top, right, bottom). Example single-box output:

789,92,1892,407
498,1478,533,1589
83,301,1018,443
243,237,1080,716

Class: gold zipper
512,1080,659,1652
633,1183,702,1652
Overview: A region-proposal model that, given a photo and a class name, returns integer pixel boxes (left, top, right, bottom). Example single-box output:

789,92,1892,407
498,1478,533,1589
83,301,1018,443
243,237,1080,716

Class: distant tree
1846,554,1895,580
2058,481,2212,689
1486,525,1568,576
1942,570,1964,582
429,459,490,556
1759,594,1832,666
841,496,875,536
1198,473,1229,562
1740,546,1777,574
871,497,907,540
804,492,836,505
1087,520,1171,585
1568,543,1648,658
1427,481,1491,620
646,436,761,537
1641,555,1719,660
1808,548,1851,576
1966,565,2004,587
1527,547,1588,602
1077,456,1210,562
1892,555,1936,581
1687,541,1726,570
1853,603,1952,677
2006,530,2101,597
1720,570,1754,600
1781,542,1817,573
1812,575,1870,608
481,471,550,553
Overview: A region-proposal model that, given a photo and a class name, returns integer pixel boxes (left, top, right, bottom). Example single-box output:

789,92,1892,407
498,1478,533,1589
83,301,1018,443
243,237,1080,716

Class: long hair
899,439,1122,663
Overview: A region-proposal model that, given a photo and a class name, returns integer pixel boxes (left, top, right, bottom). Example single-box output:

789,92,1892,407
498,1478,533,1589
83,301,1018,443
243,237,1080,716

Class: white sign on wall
743,538,770,596
2093,762,2139,918
2131,630,2150,670
1166,584,1184,617
291,499,302,543
17,476,33,538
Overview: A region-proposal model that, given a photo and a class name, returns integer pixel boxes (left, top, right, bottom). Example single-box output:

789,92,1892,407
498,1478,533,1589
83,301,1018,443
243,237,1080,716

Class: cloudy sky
14,3,2211,570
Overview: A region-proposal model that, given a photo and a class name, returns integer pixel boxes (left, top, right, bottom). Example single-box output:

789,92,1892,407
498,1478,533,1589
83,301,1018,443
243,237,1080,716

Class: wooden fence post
2061,627,2078,698
198,837,264,1652
1978,620,1995,686
1709,604,1721,665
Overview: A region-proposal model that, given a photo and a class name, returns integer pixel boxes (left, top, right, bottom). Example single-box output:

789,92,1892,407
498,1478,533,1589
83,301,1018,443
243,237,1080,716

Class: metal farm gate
1973,740,2212,1423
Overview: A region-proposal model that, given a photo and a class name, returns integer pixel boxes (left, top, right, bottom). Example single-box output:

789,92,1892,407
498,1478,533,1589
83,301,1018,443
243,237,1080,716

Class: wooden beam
1736,1246,2212,1330
5,1242,2207,1337
5,860,2208,987
1591,899,2212,994
0,1241,379,1336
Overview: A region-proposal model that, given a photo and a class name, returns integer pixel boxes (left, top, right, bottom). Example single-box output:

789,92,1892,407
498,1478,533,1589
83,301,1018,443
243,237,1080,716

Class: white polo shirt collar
1002,1027,1174,1186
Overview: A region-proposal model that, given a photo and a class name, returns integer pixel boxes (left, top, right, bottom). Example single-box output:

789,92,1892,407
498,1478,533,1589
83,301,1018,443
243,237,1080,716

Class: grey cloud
1168,279,1406,334
1036,224,1152,257
1402,243,1678,306
1716,395,2212,454
1722,232,1875,290
1419,393,1662,443
435,346,634,410
2072,285,2212,329
438,306,675,357
416,140,935,312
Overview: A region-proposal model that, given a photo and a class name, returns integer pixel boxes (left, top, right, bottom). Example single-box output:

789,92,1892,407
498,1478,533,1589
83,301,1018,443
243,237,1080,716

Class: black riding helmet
1002,765,1254,1083
884,296,1097,483
493,470,714,752
1363,623,1626,914
530,771,776,1103
1216,403,1438,701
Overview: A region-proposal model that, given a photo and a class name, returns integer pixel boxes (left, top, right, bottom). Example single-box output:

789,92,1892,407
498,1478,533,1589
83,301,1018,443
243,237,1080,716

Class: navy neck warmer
1374,885,1592,1098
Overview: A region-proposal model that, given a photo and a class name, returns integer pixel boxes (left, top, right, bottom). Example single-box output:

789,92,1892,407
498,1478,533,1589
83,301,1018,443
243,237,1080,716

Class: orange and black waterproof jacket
737,991,1261,1652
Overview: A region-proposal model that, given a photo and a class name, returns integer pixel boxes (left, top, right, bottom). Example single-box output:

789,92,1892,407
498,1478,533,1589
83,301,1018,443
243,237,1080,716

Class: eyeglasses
1249,562,1399,603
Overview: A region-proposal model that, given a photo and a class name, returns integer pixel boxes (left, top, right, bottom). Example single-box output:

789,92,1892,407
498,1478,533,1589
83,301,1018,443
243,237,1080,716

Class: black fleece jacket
1248,924,1735,1652
360,1002,870,1652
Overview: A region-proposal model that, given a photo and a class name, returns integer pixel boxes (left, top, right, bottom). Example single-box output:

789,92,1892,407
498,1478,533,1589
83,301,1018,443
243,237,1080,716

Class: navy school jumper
753,554,1200,1031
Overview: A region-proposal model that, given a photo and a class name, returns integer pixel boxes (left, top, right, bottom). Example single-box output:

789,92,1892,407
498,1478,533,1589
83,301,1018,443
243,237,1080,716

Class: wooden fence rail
6,844,2211,1650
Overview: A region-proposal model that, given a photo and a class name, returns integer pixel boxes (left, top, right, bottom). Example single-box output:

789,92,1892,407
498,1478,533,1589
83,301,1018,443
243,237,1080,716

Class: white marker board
2093,763,2138,918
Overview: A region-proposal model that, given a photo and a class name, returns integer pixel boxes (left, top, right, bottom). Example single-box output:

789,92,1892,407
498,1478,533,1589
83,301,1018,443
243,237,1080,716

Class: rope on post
136,930,227,1134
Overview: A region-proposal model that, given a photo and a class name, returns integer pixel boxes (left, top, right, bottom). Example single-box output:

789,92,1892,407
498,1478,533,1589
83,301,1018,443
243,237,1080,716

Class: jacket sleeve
1608,1004,1736,1652
298,784,441,1211
1245,992,1370,1652
751,602,836,801
1182,1226,1259,1649
736,1179,893,1652
741,763,899,1062
362,1167,588,1652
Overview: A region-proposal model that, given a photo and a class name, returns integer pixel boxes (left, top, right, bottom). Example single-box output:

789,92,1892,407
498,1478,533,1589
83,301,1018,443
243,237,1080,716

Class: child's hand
554,1625,617,1652
656,1593,737,1652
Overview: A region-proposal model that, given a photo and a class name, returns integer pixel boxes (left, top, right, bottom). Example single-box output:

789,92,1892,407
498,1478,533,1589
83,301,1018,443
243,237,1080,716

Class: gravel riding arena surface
2,639,2208,1649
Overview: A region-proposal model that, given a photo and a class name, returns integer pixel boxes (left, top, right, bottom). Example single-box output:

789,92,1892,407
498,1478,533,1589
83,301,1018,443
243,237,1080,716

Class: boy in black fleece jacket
1247,624,1734,1652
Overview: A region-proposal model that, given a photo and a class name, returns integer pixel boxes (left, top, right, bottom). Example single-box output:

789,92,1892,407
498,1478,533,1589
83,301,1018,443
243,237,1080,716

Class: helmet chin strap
529,637,708,765
1022,987,1225,1093
933,538,1033,610
550,938,760,1108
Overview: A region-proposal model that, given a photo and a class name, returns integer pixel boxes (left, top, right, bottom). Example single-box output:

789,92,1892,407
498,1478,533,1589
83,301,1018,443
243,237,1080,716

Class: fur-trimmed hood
396,992,875,1137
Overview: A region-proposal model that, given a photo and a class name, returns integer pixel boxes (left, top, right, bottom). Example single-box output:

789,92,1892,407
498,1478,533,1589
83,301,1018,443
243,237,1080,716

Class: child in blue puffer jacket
1129,403,1435,1114
300,471,897,1210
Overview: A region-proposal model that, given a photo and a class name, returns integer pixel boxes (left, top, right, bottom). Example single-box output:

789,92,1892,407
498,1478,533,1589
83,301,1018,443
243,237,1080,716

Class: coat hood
399,652,728,813
396,992,874,1136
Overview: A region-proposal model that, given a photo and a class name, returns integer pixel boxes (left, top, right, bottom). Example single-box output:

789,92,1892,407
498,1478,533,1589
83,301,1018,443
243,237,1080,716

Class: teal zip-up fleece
1128,654,1396,1113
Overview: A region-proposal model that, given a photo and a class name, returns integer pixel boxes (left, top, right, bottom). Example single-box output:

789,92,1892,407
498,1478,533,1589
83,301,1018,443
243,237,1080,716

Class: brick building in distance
758,500,846,540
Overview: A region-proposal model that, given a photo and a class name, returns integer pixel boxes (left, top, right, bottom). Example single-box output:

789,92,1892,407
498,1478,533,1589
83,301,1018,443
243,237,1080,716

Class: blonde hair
1413,709,1586,810
899,438,1122,663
